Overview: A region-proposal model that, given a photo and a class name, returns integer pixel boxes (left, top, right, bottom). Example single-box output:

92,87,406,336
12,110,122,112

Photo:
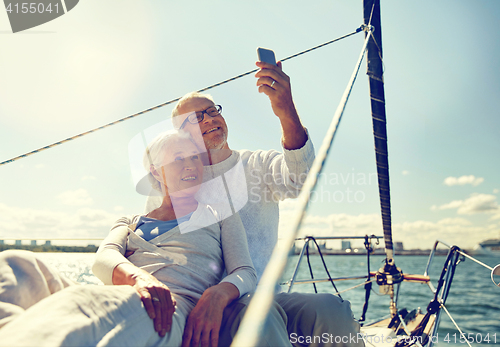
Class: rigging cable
395,247,462,347
305,241,318,293
304,236,342,299
335,279,375,296
359,235,377,323
231,26,374,347
0,28,364,168
439,304,472,347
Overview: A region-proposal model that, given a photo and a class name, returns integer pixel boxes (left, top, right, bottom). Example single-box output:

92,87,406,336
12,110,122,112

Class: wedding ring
152,297,160,302
270,80,275,87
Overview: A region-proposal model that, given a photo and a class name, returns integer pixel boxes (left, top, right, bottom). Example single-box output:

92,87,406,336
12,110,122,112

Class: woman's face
153,138,203,198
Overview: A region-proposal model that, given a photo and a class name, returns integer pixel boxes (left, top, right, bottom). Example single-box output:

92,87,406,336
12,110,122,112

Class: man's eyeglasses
179,105,222,129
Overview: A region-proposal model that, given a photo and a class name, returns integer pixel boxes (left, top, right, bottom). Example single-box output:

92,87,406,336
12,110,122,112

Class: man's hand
255,61,297,120
255,61,307,150
113,263,176,337
182,283,239,347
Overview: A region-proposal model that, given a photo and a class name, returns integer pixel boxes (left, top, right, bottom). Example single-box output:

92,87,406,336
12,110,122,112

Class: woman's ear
150,165,167,187
150,164,160,179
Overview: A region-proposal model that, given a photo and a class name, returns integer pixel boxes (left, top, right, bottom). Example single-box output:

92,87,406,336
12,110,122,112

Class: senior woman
0,130,257,347
92,129,257,347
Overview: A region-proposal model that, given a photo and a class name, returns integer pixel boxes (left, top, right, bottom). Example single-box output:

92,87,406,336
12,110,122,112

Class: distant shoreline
291,248,486,256
0,245,98,253
0,245,492,257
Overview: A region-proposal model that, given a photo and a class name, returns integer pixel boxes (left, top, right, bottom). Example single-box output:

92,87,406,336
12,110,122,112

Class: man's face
176,97,229,151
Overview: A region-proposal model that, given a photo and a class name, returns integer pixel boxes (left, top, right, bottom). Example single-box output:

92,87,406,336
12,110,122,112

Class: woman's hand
113,263,176,337
182,282,239,347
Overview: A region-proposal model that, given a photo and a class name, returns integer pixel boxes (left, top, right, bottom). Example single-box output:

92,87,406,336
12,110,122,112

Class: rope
440,304,472,347
396,248,462,347
359,235,376,323
231,28,373,347
0,100,180,167
0,27,363,168
308,236,342,299
335,279,375,296
396,312,424,347
305,242,318,293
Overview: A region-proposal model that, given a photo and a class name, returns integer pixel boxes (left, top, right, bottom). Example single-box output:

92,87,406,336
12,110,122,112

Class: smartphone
257,47,277,66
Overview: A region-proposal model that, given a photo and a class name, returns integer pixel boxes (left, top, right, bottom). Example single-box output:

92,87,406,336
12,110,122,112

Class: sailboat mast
363,0,395,265
363,0,404,319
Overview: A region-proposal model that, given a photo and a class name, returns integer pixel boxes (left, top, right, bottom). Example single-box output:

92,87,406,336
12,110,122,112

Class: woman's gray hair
143,130,193,192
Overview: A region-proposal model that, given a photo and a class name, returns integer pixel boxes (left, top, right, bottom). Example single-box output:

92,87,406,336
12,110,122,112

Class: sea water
282,254,499,347
36,252,499,346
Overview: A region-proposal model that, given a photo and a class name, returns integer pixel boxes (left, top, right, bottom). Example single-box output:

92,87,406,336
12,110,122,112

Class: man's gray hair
171,92,215,120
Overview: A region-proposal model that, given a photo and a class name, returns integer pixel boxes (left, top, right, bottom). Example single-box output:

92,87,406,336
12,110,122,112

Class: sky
0,1,499,251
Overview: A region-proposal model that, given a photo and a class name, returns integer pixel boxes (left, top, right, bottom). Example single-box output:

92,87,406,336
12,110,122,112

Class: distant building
317,242,327,250
341,241,351,250
31,240,37,246
15,240,22,245
478,238,500,253
0,240,4,245
44,240,51,246
395,242,404,251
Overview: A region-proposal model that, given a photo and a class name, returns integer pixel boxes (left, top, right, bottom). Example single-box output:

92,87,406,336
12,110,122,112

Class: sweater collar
203,150,240,180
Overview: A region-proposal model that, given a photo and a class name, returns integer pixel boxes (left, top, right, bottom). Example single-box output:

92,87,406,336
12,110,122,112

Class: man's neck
206,147,232,165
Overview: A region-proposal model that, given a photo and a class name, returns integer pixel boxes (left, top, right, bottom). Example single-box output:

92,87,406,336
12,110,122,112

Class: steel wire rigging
0,27,364,167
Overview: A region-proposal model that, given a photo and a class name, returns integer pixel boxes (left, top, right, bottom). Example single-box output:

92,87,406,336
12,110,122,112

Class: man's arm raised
255,61,308,150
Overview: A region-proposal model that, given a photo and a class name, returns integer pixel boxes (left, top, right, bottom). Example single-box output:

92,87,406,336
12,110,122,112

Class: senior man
146,61,363,347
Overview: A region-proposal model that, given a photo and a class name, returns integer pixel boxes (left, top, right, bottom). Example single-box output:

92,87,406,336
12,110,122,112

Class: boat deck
361,314,435,347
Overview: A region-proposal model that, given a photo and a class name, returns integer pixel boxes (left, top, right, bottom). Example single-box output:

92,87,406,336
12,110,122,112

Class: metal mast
363,0,402,318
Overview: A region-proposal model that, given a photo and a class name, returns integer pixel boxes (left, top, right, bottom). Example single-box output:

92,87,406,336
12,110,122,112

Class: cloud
279,200,383,239
444,175,484,187
82,176,97,181
392,219,498,249
433,194,499,215
402,170,410,176
437,217,472,226
278,200,498,249
494,189,499,194
0,203,119,241
431,200,463,211
76,208,119,227
491,212,500,221
278,200,383,249
57,189,93,206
